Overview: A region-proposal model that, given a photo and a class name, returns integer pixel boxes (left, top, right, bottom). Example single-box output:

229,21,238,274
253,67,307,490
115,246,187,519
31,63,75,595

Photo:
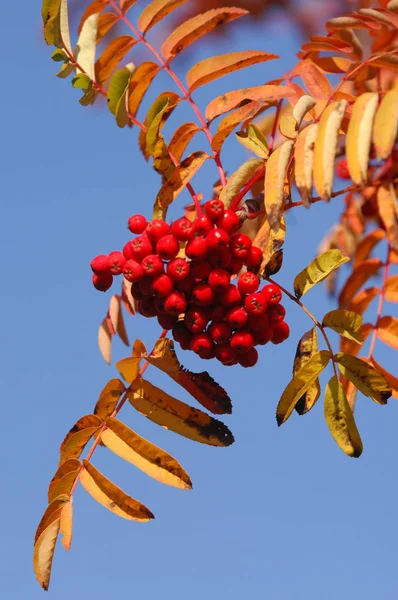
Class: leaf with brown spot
294,328,321,415
48,468,80,502
377,184,398,251
377,315,398,349
324,376,363,458
340,323,374,358
59,415,102,464
102,417,192,489
161,8,248,60
347,287,380,316
264,141,294,232
95,36,136,86
384,275,398,302
206,85,294,122
236,124,270,158
212,102,263,154
128,378,234,446
94,378,126,420
334,353,391,404
138,0,188,34
353,229,386,268
143,92,180,157
128,62,161,117
47,460,81,502
146,337,232,414
370,357,398,399
294,249,349,299
109,295,129,346
168,122,200,163
80,460,154,521
132,338,147,358
60,498,73,550
323,309,363,343
338,258,383,309
296,60,332,99
254,217,286,277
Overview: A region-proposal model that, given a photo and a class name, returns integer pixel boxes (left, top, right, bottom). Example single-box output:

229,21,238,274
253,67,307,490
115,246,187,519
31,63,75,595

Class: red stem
230,165,265,211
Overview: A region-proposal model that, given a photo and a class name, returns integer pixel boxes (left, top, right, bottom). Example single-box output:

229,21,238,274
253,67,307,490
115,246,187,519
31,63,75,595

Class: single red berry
238,271,259,294
261,283,282,305
206,228,230,252
272,321,290,344
164,291,188,315
184,307,209,333
157,314,178,330
245,245,263,269
108,251,126,276
151,274,174,297
209,248,232,269
208,304,226,321
245,292,267,316
141,254,164,278
254,325,273,346
123,260,144,283
215,344,237,365
228,257,244,274
138,277,153,296
92,272,113,292
216,209,240,234
172,321,192,344
226,305,248,329
268,303,286,325
138,297,158,318
190,333,214,358
171,217,195,241
175,274,195,295
230,329,254,354
130,236,153,262
190,260,211,280
192,282,215,306
204,199,224,220
167,258,190,281
156,234,179,261
208,321,232,345
185,236,208,261
146,219,170,242
238,347,258,368
220,283,242,308
123,241,134,260
128,214,147,234
230,233,252,259
194,215,213,236
335,158,351,180
208,268,230,291
90,254,111,275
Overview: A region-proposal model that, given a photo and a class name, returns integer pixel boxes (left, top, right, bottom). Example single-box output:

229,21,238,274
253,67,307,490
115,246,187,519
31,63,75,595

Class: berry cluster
90,200,290,367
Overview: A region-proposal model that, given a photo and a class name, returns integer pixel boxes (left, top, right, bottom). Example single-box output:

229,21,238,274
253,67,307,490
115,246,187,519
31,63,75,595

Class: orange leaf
168,122,201,163
212,101,263,154
35,496,68,545
340,323,374,357
95,36,136,86
347,287,380,315
206,85,294,122
94,378,126,420
97,13,119,41
338,258,383,308
109,295,129,346
371,357,398,399
138,0,188,34
309,56,356,74
187,50,278,93
78,0,111,34
60,498,73,550
120,0,137,12
385,275,398,302
377,315,398,349
353,228,386,268
33,513,61,590
297,60,332,99
128,62,161,117
161,7,248,60
301,36,353,53
47,460,81,502
59,415,102,464
48,468,80,502
377,183,398,250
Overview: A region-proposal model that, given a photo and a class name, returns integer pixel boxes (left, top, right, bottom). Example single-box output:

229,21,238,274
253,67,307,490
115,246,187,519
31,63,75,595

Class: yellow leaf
236,124,270,158
294,123,318,207
146,337,232,414
152,135,174,177
109,295,129,346
80,460,154,521
138,0,188,34
102,417,192,490
292,94,316,124
95,36,136,86
377,315,398,349
334,353,391,404
276,351,331,425
353,228,386,268
33,515,61,590
340,323,373,358
346,92,378,185
43,0,72,52
128,378,234,446
322,309,363,343
212,101,263,154
47,460,81,502
338,258,383,309
324,376,363,457
293,327,321,415
59,414,102,464
313,100,347,201
116,356,141,384
347,287,379,315
264,141,294,232
161,7,248,60
75,13,99,81
297,60,332,99
128,62,161,117
206,85,294,122
377,184,398,251
168,122,200,163
370,357,398,399
220,158,263,209
187,50,277,93
60,498,73,550
373,88,398,159
94,378,126,420
144,92,180,156
294,249,349,299
384,274,398,302
132,338,147,358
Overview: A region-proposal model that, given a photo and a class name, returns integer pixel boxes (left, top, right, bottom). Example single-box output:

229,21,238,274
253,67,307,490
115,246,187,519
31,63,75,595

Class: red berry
245,245,263,268
204,199,224,220
248,312,269,331
123,260,144,283
108,251,126,275
230,233,252,259
190,333,214,358
151,274,174,297
230,329,254,354
208,321,231,344
172,321,192,344
92,272,113,292
131,282,144,300
268,303,286,325
215,344,237,365
226,305,248,329
167,258,190,281
272,321,290,344
130,236,153,262
194,215,213,236
208,268,230,291
208,305,226,321
335,158,351,180
128,214,147,234
146,219,170,242
238,347,258,368
238,272,259,294
245,292,267,316
206,228,230,252
175,275,195,295
164,291,187,315
184,307,208,333
192,282,215,306
190,260,211,280
138,297,157,318
261,283,282,306
185,236,208,261
171,218,195,241
157,314,178,330
138,277,153,296
254,326,273,345
90,254,111,275
220,284,242,308
141,254,164,278
216,209,240,234
123,241,134,260
228,257,244,274
156,235,179,261
209,248,232,268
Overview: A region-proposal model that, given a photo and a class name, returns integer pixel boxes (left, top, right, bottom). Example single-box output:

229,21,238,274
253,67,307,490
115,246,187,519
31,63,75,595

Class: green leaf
75,13,99,81
324,375,363,457
293,327,321,415
276,350,331,425
219,158,264,208
334,353,392,405
322,309,363,343
51,48,68,62
235,124,269,158
43,0,72,52
72,73,91,90
293,249,350,299
107,64,135,115
146,97,170,155
57,62,75,79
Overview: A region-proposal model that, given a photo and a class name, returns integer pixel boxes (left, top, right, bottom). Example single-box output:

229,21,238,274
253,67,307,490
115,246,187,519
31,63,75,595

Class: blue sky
1,2,398,599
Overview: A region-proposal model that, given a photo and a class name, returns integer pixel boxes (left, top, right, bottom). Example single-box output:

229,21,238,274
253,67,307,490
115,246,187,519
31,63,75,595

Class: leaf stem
367,242,391,359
